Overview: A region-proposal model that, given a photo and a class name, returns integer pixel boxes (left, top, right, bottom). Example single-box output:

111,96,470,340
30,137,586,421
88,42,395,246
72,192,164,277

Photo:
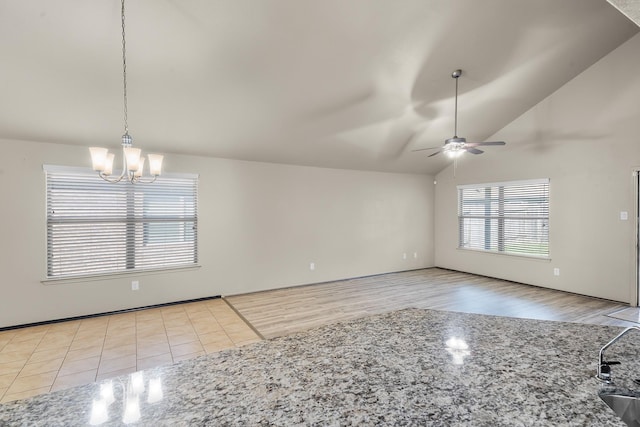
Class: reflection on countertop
0,308,636,426
89,373,163,425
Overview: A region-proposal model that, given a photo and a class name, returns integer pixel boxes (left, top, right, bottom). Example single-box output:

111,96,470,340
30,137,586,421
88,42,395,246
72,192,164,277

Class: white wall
435,33,640,304
0,141,434,327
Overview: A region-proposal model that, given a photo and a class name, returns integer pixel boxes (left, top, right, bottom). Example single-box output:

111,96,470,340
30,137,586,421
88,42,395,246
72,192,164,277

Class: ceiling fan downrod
452,69,461,138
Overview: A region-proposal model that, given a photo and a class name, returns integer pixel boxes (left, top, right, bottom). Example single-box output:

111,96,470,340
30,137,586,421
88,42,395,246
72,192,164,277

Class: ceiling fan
413,69,506,158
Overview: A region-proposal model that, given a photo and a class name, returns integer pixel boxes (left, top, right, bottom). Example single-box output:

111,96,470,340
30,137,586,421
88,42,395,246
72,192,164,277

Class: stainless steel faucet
596,326,640,383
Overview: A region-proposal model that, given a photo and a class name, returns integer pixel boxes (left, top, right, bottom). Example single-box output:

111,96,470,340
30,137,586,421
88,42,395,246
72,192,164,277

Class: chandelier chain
121,0,128,135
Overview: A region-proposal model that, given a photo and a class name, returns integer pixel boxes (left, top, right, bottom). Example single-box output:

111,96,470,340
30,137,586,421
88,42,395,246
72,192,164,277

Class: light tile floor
0,298,261,403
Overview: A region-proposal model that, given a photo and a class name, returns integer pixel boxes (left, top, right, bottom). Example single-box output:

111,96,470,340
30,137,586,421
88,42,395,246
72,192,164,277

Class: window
45,165,198,279
458,179,549,257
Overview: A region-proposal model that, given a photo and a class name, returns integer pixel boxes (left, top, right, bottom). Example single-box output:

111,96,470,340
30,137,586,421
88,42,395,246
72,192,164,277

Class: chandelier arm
96,147,129,182
132,175,159,184
99,172,125,183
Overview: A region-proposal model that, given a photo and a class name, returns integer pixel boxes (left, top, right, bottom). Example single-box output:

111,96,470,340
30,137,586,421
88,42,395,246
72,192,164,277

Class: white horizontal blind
458,179,549,257
45,166,198,279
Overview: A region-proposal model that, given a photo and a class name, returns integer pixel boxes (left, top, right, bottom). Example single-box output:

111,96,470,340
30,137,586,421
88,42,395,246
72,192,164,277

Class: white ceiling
0,0,637,174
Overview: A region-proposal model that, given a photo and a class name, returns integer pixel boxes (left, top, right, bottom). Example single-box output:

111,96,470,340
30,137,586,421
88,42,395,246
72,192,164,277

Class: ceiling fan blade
465,147,484,155
427,151,441,157
466,141,506,147
412,146,442,152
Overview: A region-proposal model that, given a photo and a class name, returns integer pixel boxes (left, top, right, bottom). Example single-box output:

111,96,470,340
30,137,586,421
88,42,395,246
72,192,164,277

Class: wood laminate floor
226,267,637,339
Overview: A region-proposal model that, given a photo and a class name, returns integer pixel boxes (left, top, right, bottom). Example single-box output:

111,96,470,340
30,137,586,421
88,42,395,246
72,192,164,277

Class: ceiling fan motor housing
445,137,466,145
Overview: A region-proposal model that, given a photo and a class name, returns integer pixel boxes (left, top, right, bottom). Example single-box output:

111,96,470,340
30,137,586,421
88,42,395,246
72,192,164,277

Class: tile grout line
134,311,141,374
3,325,52,401
222,297,265,340
184,306,208,357
58,320,95,387
92,319,109,384
206,305,236,349
160,307,177,365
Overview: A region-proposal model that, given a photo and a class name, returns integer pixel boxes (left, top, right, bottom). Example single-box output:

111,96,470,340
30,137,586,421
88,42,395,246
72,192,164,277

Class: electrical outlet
403,253,407,260
309,262,315,271
553,268,560,277
131,280,139,290
413,252,418,259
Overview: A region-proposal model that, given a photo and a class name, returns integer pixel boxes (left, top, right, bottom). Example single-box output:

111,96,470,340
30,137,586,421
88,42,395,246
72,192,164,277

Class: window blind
457,179,549,257
45,165,198,279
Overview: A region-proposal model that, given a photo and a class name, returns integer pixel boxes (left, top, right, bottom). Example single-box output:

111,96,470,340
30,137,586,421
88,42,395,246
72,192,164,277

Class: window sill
41,265,201,285
457,248,551,261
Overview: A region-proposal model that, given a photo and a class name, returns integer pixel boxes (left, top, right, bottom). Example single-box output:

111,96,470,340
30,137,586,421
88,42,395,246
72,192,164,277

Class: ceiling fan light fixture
444,143,465,158
444,136,465,157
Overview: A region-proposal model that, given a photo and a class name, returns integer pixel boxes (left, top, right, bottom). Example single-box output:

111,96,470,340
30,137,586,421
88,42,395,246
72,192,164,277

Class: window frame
457,178,550,259
43,165,199,281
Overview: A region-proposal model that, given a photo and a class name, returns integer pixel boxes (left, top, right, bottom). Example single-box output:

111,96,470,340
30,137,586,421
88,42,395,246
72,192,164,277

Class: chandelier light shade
147,154,164,176
89,0,163,184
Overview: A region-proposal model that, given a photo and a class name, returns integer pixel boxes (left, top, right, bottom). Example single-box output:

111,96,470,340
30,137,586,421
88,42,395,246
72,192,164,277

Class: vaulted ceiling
0,0,637,174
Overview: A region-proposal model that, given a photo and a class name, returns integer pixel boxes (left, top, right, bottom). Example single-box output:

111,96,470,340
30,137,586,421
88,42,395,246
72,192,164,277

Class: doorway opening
636,169,640,306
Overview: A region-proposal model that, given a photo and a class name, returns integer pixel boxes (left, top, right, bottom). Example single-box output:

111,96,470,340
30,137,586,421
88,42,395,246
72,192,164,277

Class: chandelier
89,0,163,183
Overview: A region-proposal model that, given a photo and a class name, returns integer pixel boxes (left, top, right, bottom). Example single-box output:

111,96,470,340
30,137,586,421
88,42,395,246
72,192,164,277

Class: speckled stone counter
1,308,637,426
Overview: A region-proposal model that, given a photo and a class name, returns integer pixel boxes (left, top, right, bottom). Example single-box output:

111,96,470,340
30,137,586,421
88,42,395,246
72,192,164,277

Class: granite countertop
0,308,637,426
